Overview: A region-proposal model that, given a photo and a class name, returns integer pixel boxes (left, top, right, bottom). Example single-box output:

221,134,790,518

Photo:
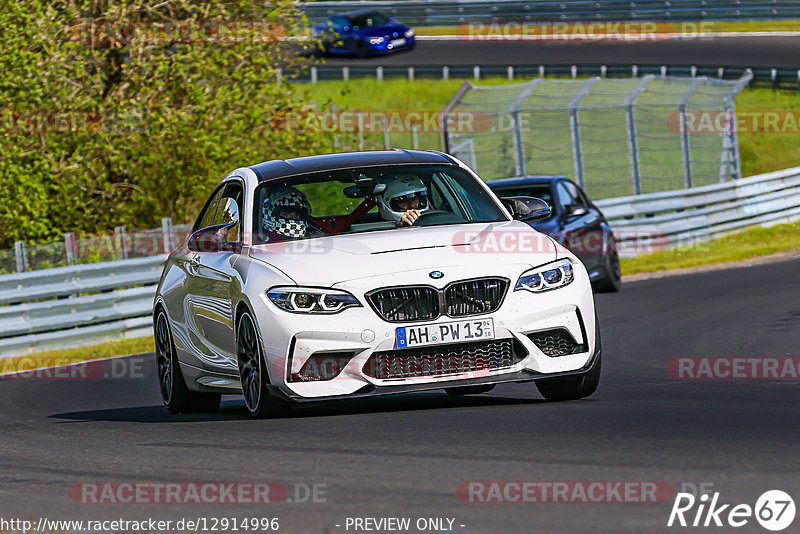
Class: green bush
0,0,331,248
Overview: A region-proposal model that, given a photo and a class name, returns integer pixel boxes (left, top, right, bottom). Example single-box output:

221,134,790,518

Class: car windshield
252,164,508,244
348,12,390,28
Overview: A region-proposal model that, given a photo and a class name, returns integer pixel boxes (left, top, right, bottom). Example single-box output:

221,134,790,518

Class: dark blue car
312,10,416,58
487,176,622,292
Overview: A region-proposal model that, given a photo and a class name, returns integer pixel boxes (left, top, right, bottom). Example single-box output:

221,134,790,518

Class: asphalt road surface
319,36,800,68
1,256,799,533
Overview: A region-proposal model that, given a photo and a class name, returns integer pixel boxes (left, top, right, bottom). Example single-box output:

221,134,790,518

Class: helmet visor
389,191,428,212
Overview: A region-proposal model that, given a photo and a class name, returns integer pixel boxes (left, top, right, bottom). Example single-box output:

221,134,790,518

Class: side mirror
501,196,551,222
188,224,239,253
564,203,588,217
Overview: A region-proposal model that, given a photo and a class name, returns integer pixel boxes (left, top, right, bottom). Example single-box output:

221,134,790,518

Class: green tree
0,0,330,247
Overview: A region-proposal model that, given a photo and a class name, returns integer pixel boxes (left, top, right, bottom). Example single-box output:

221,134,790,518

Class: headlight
405,29,415,38
267,287,362,314
369,37,385,45
515,259,575,293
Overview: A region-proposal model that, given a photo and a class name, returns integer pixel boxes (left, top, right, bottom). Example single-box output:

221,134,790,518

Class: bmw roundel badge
429,271,444,279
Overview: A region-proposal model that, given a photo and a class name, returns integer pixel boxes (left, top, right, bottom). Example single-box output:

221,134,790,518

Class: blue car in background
487,176,622,293
312,10,416,57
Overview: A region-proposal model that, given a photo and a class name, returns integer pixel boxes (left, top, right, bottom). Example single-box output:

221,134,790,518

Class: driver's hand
400,209,421,226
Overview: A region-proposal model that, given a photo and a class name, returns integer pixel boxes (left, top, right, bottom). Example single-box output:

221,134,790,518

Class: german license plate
390,38,406,47
396,318,494,348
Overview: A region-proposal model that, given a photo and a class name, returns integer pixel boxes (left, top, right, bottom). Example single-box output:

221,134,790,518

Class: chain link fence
441,73,752,199
2,219,192,275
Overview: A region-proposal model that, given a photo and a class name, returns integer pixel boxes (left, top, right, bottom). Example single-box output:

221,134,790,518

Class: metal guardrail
596,166,800,255
2,167,800,356
298,64,800,93
0,256,164,357
301,0,800,25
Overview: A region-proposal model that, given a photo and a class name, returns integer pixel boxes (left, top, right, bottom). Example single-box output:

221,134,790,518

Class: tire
356,41,370,58
535,352,601,401
236,311,288,418
535,317,602,401
154,310,221,414
594,242,622,293
444,384,496,396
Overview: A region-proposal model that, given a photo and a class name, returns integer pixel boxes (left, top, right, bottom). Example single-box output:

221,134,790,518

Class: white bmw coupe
153,150,601,417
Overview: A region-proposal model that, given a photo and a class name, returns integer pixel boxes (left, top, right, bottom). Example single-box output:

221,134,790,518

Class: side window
194,187,225,232
555,181,580,208
207,182,243,243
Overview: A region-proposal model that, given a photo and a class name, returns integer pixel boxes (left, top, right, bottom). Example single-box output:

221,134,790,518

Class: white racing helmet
377,174,429,224
262,186,311,238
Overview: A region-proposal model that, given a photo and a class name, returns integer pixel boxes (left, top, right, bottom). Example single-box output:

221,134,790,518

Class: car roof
339,9,383,18
485,175,569,188
249,149,456,182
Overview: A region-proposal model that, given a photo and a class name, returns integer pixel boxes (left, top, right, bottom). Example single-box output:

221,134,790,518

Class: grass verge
621,220,800,275
0,336,154,374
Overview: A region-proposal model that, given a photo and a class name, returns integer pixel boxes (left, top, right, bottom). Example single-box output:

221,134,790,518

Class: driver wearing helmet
261,186,313,240
377,174,430,226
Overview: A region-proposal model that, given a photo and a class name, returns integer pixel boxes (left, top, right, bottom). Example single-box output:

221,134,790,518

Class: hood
249,221,558,287
359,24,409,37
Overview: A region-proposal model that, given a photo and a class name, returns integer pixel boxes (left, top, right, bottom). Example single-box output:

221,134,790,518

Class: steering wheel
411,210,455,227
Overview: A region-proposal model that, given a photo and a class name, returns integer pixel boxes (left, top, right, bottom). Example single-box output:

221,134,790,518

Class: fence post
357,111,364,150
439,80,474,153
568,77,599,189
161,218,173,254
678,77,706,189
115,225,128,260
719,71,753,181
64,232,77,265
508,78,543,177
382,115,390,150
14,241,27,273
624,75,654,195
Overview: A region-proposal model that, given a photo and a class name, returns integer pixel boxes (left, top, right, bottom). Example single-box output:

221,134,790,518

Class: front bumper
253,261,598,401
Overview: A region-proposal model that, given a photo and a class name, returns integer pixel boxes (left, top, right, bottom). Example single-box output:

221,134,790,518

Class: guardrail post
568,77,599,189
797,69,800,93
376,66,383,81
342,66,349,81
600,65,607,78
690,66,697,77
632,65,638,78
14,241,27,273
570,65,577,79
408,66,415,81
678,77,706,189
442,66,449,81
115,226,128,260
539,65,545,78
507,66,514,80
660,65,667,78
64,232,77,265
161,218,174,254
771,68,778,91
473,66,480,80
625,75,654,195
310,65,318,84
411,121,419,149
276,68,282,84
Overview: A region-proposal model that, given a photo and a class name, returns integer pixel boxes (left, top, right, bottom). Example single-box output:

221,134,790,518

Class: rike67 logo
668,489,795,531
